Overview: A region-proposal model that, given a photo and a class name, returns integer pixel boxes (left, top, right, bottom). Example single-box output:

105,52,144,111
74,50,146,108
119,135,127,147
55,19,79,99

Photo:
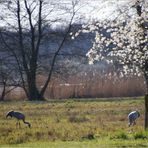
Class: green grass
0,97,146,147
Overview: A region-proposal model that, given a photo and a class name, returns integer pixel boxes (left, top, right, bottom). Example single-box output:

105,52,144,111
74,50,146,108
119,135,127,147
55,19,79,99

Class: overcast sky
0,0,141,29
48,0,135,21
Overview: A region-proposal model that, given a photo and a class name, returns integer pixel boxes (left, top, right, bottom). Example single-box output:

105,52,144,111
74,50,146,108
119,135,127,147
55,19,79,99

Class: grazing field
0,97,147,147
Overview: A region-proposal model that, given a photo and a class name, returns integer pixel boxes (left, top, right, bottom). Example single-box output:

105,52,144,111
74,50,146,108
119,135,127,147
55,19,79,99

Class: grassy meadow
0,97,147,147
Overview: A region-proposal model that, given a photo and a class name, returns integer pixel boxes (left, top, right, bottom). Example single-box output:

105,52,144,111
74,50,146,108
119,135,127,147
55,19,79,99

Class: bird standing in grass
128,111,140,127
6,110,31,128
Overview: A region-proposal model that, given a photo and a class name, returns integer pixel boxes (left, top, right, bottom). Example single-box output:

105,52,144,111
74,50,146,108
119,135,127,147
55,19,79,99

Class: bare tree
0,0,78,101
0,58,20,101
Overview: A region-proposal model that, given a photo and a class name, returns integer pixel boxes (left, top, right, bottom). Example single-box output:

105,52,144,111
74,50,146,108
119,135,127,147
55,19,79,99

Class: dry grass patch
0,97,145,146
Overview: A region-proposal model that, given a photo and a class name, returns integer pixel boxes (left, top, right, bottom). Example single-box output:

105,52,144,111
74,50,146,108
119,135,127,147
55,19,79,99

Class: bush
133,131,147,139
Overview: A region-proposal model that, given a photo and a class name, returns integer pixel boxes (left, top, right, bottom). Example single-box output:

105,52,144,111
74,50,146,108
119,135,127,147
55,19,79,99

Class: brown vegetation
3,74,146,100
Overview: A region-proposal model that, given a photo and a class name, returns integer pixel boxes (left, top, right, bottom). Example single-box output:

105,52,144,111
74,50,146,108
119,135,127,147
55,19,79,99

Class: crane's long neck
23,119,31,128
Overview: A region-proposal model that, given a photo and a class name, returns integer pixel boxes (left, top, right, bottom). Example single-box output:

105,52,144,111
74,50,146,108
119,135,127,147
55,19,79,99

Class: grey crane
6,110,31,128
128,111,140,127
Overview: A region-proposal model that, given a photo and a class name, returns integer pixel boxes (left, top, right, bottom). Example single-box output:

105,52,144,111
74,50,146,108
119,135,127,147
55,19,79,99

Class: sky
0,0,139,29
48,0,137,29
51,0,136,19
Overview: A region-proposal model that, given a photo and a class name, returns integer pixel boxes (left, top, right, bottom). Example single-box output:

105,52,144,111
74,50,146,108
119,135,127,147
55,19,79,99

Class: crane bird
128,111,140,127
6,110,31,128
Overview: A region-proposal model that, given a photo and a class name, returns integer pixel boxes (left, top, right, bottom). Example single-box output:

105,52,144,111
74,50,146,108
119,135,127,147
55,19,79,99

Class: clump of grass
82,133,95,140
65,100,75,109
110,130,128,140
68,115,89,123
133,131,147,139
4,132,31,144
54,114,61,123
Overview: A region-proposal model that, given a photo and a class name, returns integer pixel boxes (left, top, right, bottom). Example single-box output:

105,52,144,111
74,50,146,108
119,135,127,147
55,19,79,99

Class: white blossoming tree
73,0,148,129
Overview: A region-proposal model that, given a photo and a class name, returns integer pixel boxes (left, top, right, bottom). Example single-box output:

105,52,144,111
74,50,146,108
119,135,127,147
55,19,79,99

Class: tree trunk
28,86,45,101
27,73,45,101
0,81,6,101
144,74,148,130
145,94,148,130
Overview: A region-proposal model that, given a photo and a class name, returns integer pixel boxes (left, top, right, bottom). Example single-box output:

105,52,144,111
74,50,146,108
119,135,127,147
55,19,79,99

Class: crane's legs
16,120,21,128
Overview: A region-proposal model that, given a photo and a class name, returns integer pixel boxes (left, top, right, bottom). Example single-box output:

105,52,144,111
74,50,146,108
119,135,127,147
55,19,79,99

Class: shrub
133,131,147,139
